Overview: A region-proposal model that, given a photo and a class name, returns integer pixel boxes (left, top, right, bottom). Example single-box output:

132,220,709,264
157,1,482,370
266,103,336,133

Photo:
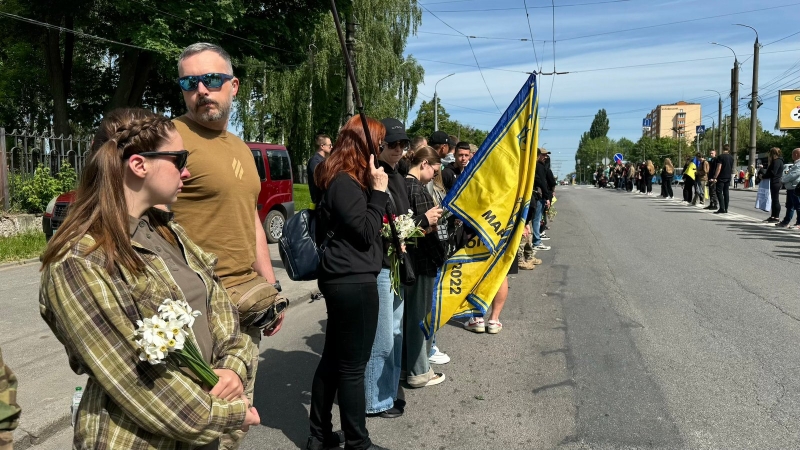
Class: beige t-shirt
171,116,261,289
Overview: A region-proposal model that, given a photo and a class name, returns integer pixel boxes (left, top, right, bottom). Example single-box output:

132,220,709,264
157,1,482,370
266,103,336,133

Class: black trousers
683,179,694,202
716,179,731,212
310,280,379,450
664,181,674,198
771,182,782,218
708,181,718,207
645,178,653,193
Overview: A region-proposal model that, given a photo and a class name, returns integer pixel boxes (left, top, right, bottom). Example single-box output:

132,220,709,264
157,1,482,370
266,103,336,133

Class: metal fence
0,127,92,210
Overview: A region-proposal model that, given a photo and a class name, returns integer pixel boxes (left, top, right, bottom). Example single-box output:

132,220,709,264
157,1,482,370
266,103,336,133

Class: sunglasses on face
136,150,189,171
177,73,234,91
380,140,410,152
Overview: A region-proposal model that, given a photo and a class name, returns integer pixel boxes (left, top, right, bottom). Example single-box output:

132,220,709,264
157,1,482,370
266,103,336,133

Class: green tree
0,0,335,135
589,109,609,139
407,99,450,140
234,0,425,169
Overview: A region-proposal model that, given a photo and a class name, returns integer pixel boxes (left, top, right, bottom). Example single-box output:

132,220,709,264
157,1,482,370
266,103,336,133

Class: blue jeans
532,199,545,246
364,268,403,413
781,190,800,225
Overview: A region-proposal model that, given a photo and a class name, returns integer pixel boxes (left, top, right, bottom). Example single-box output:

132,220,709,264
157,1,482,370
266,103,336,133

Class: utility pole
344,15,356,120
718,97,723,154
731,65,739,167
434,73,455,132
711,120,715,154
737,24,760,170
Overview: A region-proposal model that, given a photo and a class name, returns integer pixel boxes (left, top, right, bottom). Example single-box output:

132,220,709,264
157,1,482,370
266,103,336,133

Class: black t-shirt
441,163,463,192
307,153,325,205
716,153,734,181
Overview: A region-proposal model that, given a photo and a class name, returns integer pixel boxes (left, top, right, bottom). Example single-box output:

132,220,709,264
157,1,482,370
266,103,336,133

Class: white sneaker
429,347,451,365
534,244,551,251
464,317,485,333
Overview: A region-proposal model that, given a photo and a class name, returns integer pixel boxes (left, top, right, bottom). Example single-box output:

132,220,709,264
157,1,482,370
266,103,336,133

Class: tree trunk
62,15,74,100
108,51,156,110
42,21,71,137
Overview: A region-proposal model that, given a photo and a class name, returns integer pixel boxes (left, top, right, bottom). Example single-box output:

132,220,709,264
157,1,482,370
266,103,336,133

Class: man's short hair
178,43,233,76
723,144,730,153
411,136,427,150
455,141,471,152
315,133,331,148
449,135,459,147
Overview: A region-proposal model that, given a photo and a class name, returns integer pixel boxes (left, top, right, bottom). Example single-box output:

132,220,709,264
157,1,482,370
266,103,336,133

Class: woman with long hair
645,160,655,195
662,158,675,199
403,146,447,388
310,115,390,450
762,147,785,222
39,108,259,449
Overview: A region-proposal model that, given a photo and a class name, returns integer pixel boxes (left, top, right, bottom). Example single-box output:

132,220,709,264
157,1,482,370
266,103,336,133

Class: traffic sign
642,118,652,127
696,125,706,135
602,157,609,165
572,174,576,179
613,153,624,163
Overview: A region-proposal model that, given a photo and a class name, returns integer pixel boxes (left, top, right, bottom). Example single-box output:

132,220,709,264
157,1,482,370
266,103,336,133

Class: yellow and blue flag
423,73,539,337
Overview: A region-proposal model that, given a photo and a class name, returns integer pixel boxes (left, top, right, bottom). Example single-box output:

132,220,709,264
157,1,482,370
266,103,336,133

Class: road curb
0,257,40,271
13,285,318,449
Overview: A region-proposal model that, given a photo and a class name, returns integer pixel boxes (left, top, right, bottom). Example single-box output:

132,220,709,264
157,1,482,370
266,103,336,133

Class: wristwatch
272,281,282,293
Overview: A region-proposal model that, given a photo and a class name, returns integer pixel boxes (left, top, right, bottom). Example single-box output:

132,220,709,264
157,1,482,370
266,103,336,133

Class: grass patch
0,230,46,263
294,184,311,211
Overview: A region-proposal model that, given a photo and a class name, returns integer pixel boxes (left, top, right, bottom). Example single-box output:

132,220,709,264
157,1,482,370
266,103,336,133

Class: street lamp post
577,158,581,184
711,42,739,164
736,24,760,170
705,89,723,155
434,73,455,132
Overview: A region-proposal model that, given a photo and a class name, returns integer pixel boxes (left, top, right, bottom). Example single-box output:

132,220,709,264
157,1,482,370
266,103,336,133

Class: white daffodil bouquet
381,210,425,295
134,298,218,387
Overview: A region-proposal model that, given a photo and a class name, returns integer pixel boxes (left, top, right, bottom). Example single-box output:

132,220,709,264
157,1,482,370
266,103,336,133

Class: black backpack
278,208,333,281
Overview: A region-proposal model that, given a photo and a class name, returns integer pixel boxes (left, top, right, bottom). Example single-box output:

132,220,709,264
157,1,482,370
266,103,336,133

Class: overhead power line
523,0,541,71
417,30,543,42
0,11,157,52
559,2,800,42
420,0,631,12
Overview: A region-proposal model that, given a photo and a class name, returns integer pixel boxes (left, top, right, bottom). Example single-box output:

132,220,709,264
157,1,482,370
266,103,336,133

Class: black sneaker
367,406,404,419
306,431,345,450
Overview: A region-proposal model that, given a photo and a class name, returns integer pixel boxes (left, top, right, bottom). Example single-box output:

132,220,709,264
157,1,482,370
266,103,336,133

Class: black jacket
763,158,785,181
318,173,388,283
381,160,412,268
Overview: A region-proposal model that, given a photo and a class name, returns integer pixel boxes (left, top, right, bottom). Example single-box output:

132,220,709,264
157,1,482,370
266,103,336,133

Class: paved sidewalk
1,243,318,449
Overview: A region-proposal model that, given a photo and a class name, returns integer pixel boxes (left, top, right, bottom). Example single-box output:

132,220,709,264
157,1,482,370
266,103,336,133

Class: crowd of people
30,42,555,450
591,144,800,224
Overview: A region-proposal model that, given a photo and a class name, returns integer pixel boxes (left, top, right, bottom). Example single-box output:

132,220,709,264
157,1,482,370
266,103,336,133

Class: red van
43,142,294,244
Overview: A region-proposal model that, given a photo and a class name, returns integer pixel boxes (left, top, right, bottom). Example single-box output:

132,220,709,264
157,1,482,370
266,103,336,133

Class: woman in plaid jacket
39,108,259,449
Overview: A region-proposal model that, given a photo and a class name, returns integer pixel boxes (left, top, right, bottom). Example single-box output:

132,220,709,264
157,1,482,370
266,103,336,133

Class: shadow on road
255,319,326,448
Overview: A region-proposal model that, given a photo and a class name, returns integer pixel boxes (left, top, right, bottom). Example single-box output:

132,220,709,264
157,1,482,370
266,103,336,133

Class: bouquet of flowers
381,210,425,294
134,298,219,387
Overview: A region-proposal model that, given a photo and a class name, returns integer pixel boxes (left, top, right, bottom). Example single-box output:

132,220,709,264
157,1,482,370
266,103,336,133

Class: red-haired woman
309,115,390,450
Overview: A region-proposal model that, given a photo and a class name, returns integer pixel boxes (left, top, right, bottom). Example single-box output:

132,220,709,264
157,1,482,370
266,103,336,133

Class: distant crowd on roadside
591,144,800,226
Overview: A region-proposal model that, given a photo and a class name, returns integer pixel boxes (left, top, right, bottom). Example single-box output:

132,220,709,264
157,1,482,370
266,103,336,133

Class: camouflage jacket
0,347,21,431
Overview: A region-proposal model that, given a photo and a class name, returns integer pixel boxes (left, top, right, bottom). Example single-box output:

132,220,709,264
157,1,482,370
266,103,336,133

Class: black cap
430,130,451,146
381,118,408,143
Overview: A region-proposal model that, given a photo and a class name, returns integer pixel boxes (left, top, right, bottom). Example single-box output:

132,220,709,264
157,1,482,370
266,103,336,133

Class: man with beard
170,43,283,450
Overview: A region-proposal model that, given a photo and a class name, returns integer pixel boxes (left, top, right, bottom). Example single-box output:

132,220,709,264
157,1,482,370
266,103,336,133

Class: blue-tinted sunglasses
177,73,234,91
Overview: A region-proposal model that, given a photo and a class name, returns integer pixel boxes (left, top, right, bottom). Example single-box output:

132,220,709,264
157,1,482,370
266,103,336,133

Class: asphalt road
7,186,800,449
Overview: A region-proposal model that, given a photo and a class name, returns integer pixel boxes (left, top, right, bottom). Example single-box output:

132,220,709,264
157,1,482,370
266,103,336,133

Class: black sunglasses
136,150,189,171
380,140,410,152
177,73,234,91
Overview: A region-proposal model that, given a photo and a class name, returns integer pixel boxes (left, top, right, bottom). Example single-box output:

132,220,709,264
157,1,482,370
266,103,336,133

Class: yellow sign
778,90,800,130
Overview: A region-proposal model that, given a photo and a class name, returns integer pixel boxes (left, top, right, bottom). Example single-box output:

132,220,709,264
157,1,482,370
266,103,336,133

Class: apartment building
644,101,702,142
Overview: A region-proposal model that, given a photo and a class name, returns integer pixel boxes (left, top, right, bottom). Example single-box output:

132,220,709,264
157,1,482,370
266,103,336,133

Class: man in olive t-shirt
170,43,282,450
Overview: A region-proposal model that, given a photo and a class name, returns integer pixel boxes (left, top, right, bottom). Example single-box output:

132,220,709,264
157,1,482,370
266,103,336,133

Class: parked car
43,142,294,244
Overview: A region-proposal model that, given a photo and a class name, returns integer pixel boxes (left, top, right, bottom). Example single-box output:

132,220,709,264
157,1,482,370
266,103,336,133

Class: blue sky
404,0,800,177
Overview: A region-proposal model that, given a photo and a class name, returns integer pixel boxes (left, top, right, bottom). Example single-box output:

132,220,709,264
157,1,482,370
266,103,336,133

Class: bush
10,163,77,214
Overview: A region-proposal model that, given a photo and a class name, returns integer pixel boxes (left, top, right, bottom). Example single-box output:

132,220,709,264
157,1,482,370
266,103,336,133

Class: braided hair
42,108,177,273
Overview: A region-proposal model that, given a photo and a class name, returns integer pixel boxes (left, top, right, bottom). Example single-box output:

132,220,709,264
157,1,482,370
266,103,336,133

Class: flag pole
329,1,379,166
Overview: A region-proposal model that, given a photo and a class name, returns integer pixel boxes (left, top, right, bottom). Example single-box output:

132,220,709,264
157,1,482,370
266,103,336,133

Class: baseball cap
430,130,451,146
381,118,408,143
537,147,550,155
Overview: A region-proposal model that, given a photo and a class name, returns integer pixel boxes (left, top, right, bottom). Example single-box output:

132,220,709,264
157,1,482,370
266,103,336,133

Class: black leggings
310,280,379,450
645,177,653,193
683,178,694,202
664,179,674,198
771,182,782,218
